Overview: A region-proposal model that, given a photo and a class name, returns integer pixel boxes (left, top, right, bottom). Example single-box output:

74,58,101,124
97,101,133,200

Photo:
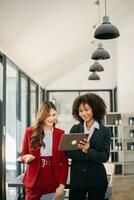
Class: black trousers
69,187,106,200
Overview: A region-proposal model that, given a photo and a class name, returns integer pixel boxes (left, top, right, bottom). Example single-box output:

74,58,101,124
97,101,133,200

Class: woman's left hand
54,184,65,199
78,138,90,153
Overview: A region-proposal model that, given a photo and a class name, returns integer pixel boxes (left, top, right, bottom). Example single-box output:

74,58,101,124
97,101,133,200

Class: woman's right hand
54,184,65,200
22,154,35,163
78,138,90,153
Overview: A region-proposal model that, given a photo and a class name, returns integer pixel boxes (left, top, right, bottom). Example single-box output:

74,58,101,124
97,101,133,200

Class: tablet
58,133,89,151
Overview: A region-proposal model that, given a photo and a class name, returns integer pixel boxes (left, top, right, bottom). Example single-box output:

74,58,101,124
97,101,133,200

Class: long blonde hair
31,101,56,149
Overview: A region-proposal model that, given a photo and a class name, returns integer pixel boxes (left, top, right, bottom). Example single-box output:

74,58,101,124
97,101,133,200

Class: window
19,74,28,150
39,87,44,104
30,81,38,124
47,90,113,133
6,59,18,199
48,91,79,133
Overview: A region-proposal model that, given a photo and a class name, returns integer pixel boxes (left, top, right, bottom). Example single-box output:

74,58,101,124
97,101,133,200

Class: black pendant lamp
91,43,110,60
89,61,104,72
94,0,120,40
88,72,100,80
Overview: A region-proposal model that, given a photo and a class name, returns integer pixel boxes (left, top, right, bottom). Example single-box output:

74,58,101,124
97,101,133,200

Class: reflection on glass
49,91,111,133
6,60,17,199
39,88,44,104
80,91,111,112
30,82,38,124
49,92,79,133
0,63,3,102
19,75,28,150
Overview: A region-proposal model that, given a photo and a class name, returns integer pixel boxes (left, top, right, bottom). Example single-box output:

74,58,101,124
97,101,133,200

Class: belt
41,158,53,167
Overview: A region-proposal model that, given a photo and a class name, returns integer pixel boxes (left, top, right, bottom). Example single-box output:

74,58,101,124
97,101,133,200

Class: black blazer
66,122,111,189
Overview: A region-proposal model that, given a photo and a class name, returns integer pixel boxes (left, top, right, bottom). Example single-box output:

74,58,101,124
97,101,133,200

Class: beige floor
64,176,134,200
110,176,134,200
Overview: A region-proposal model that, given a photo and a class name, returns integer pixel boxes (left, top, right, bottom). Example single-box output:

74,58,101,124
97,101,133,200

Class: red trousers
25,156,59,200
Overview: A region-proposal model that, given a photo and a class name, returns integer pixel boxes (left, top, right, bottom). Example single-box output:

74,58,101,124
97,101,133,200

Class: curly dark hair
72,93,106,123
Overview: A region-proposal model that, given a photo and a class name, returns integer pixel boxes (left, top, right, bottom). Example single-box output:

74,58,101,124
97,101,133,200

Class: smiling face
44,108,57,129
79,103,94,125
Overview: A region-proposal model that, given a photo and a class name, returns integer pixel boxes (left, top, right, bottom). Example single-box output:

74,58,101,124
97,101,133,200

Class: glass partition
0,63,3,102
49,92,79,133
0,56,43,200
80,91,111,112
30,81,38,125
48,90,113,133
6,60,18,199
39,87,44,104
19,74,28,150
0,58,6,200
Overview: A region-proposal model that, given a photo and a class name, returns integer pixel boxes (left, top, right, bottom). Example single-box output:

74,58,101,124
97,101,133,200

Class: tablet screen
58,133,89,151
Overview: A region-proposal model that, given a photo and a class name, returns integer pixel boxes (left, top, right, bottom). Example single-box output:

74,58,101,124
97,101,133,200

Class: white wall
117,14,134,112
46,14,134,113
46,41,117,90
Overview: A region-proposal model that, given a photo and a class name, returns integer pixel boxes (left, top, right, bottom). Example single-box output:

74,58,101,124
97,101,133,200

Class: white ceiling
0,0,133,87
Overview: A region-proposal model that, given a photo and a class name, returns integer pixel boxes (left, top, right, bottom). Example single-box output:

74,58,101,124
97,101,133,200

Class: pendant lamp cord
98,0,101,43
105,0,107,16
99,0,101,25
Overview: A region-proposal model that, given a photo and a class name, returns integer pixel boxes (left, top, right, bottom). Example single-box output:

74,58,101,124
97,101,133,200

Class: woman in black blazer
66,93,111,200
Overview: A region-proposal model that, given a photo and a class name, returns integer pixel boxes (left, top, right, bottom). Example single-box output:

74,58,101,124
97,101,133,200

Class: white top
84,121,99,141
40,129,53,156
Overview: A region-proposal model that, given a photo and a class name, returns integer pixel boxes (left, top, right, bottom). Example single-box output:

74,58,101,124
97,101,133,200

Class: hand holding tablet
58,133,89,151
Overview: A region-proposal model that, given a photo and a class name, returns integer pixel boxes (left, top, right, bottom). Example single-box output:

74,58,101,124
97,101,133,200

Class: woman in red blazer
20,101,68,200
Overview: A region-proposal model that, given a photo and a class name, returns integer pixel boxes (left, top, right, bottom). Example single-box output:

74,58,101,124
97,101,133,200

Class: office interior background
0,0,134,199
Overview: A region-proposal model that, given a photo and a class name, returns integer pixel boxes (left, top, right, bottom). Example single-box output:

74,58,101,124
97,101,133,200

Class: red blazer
21,127,68,188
